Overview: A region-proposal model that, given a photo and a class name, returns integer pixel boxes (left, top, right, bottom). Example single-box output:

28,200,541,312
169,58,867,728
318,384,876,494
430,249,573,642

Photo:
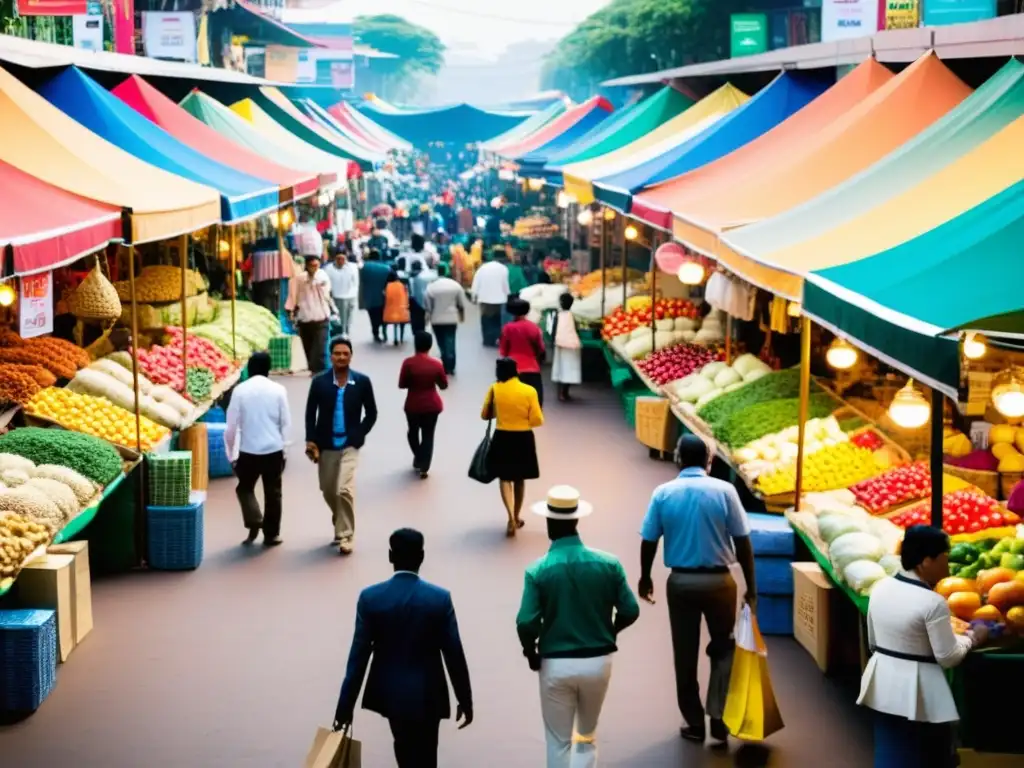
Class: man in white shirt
323,247,360,338
470,252,509,347
425,263,465,375
224,352,291,546
285,255,337,374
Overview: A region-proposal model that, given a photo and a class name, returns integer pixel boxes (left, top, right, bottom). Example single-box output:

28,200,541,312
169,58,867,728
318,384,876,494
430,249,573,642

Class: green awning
803,178,1024,396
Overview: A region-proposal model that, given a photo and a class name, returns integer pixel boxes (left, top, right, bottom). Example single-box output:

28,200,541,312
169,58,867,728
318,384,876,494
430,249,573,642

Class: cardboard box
792,562,833,672
17,554,75,663
47,541,93,645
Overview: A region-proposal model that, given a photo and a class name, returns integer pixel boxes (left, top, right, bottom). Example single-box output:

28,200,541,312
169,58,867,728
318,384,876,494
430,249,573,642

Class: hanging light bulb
281,209,294,227
787,302,802,317
992,366,1024,418
577,209,593,227
963,332,987,360
268,211,279,228
888,380,931,429
826,337,858,370
527,178,545,191
218,239,230,254
556,191,571,209
603,208,616,221
677,261,705,286
624,224,639,241
0,282,14,307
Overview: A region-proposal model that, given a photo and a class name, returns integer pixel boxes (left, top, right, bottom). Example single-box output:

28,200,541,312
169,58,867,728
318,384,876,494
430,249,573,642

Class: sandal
506,520,517,537
516,517,525,529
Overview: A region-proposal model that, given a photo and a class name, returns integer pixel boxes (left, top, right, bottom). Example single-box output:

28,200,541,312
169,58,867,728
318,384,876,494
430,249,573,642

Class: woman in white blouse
858,525,989,768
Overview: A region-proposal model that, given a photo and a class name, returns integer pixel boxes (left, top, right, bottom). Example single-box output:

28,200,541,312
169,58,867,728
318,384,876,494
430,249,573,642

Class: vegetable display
889,490,1020,536
756,442,879,496
697,368,812,431
850,463,932,515
667,354,772,407
601,298,700,341
636,344,724,386
0,485,67,529
0,427,122,485
24,387,170,452
716,393,837,449
941,533,1024,629
185,367,214,402
113,265,205,303
31,464,98,505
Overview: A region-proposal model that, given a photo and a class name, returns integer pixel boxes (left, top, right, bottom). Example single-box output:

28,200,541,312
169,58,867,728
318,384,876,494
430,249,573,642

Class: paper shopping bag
723,605,785,741
303,725,361,768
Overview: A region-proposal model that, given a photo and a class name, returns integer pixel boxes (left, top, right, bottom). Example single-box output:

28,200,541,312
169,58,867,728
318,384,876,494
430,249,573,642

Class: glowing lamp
826,338,858,370
787,302,801,317
0,283,14,307
603,208,616,221
888,380,930,429
677,261,705,286
281,209,293,227
577,209,593,227
556,191,571,209
527,178,545,191
624,225,639,241
963,332,986,360
218,240,230,254
268,211,279,228
992,366,1024,418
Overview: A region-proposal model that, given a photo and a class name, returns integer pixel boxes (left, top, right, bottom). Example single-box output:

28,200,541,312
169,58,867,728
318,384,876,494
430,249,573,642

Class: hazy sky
294,0,610,57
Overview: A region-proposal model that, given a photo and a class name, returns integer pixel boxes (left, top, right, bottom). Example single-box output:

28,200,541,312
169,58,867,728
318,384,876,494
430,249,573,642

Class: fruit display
0,513,52,589
666,354,771,407
756,442,879,496
186,367,214,402
66,365,183,429
24,387,170,453
717,393,838,450
113,265,206,303
135,335,232,396
163,327,234,380
850,429,885,452
889,490,1020,536
511,214,557,239
945,423,1024,474
189,300,281,358
850,462,932,514
636,344,725,386
575,266,645,298
938,536,1024,630
734,415,850,474
601,298,700,341
0,428,122,486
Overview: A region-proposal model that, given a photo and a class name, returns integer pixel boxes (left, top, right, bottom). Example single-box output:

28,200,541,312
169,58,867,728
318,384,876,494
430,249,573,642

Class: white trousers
539,656,613,768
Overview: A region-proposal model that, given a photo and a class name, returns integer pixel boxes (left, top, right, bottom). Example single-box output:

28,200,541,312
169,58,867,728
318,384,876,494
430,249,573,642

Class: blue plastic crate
0,609,57,712
204,423,233,479
755,556,794,596
748,513,795,557
199,406,226,424
756,594,793,636
147,498,204,570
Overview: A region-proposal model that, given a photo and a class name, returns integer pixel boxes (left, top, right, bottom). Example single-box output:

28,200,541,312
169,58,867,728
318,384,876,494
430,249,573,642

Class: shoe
709,718,728,745
242,527,260,546
332,535,342,545
419,470,429,479
263,536,283,547
679,726,705,743
339,539,354,555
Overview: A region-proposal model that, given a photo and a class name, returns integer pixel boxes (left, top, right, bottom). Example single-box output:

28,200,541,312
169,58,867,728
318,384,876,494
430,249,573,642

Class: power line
398,0,583,27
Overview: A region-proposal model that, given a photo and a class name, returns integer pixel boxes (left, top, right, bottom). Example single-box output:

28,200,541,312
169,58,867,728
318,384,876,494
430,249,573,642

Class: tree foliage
543,0,742,98
354,14,446,78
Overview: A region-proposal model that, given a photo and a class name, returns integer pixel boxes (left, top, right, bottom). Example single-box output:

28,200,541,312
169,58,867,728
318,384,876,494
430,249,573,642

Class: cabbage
743,369,769,384
878,554,902,576
677,376,715,403
723,382,745,393
628,327,649,342
817,513,866,544
653,330,677,350
674,317,699,331
655,318,675,332
694,329,723,344
624,336,654,360
681,330,697,342
714,368,742,388
695,389,724,409
843,560,888,594
700,361,729,380
829,532,884,571
731,354,761,377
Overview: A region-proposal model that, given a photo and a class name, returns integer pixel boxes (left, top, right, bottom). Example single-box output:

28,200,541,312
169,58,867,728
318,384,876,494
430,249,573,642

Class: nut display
114,266,205,304
0,512,52,584
0,427,123,486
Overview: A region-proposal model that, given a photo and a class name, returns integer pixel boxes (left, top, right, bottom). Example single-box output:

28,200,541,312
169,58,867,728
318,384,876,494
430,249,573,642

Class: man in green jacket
516,486,640,768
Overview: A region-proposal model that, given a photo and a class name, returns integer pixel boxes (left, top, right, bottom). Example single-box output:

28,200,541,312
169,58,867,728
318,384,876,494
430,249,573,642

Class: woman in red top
499,297,546,407
398,331,449,478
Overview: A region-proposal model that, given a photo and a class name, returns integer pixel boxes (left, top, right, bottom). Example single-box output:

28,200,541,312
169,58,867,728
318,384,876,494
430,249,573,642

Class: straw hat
531,485,593,520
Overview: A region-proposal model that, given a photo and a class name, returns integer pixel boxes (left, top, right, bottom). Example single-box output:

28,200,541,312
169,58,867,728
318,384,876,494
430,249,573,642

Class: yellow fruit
1000,451,1024,472
992,442,1018,460
990,424,1016,445
25,387,169,452
942,433,972,458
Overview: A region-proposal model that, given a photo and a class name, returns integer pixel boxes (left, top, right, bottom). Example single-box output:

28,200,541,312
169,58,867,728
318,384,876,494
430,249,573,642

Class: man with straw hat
516,486,640,768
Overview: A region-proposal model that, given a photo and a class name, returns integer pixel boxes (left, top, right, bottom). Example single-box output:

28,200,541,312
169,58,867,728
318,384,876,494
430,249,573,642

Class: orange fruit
972,604,1003,623
948,591,983,620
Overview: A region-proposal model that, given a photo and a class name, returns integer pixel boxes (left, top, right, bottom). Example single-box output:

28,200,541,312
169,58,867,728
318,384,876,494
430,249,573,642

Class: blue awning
515,104,616,174
39,67,279,224
593,72,832,212
358,102,530,147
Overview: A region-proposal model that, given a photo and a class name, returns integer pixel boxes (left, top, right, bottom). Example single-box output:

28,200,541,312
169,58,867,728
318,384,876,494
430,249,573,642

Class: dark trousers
873,710,956,768
479,303,502,347
432,324,457,374
367,306,385,341
297,320,328,373
406,412,439,472
389,717,440,768
234,451,284,538
519,371,544,409
666,572,737,726
410,300,427,334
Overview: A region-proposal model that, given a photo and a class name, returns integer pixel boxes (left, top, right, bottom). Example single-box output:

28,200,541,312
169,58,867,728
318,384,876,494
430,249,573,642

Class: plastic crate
147,497,204,570
0,609,57,712
755,556,794,596
756,594,793,636
204,423,233,479
146,451,192,508
268,335,292,371
620,388,645,430
198,406,226,424
748,513,796,557
635,396,677,452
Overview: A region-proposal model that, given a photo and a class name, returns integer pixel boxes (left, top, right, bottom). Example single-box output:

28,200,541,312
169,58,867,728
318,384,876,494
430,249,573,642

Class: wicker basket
68,263,121,321
1000,471,1024,500
943,464,1000,500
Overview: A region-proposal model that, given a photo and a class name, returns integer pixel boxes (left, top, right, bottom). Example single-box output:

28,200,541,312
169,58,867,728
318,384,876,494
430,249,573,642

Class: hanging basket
68,263,122,321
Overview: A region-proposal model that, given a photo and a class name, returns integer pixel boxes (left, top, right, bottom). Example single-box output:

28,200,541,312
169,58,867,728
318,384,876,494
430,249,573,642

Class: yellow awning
0,65,220,244
562,84,748,205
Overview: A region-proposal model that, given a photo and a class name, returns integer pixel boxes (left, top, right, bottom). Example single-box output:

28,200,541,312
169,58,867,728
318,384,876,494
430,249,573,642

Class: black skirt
487,429,539,481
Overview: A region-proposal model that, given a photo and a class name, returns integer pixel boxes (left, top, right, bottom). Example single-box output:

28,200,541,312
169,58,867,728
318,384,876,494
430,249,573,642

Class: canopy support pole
725,315,733,366
650,247,657,351
599,211,607,319
180,234,189,394
793,316,811,513
128,245,142,455
620,218,628,310
930,388,944,528
229,225,238,362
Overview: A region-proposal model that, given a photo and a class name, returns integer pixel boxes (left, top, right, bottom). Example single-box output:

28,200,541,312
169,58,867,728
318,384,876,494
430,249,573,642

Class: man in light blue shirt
638,434,756,747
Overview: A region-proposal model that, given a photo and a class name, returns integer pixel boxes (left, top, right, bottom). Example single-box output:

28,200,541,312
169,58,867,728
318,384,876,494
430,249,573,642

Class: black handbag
469,391,496,484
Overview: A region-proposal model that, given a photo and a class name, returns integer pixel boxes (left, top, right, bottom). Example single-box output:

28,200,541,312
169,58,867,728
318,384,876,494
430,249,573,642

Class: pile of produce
945,423,1024,474
575,267,645,298
134,335,231,396
0,369,42,406
65,362,185,429
889,490,1019,536
756,442,879,496
511,214,557,239
114,265,205,303
735,415,848,471
163,327,234,380
186,367,214,402
0,513,52,590
24,388,170,452
667,354,772,408
0,334,90,380
0,364,56,389
0,428,122,486
850,430,885,452
697,368,807,432
939,536,1024,630
636,344,724,386
601,297,700,341
717,393,838,450
850,462,932,515
189,300,281,358
0,484,68,529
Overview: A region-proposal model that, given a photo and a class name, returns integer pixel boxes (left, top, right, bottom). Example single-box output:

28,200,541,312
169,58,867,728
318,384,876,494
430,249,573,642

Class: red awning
326,102,389,153
112,75,320,203
0,161,121,277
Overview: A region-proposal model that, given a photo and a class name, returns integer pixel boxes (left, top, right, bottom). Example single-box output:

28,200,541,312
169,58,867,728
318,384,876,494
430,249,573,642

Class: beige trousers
539,655,613,768
318,447,359,540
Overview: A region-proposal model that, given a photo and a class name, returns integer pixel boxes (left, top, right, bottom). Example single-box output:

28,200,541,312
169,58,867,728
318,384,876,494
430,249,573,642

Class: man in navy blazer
305,336,377,554
335,528,473,767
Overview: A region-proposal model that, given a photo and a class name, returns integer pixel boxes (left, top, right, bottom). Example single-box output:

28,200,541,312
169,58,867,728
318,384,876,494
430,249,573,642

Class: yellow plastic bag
723,605,784,741
303,725,362,768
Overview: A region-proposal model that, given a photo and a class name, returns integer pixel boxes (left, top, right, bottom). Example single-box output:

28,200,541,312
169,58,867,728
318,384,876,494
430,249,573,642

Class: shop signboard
16,0,87,15
265,45,299,82
19,272,53,339
730,14,769,57
885,0,920,28
142,12,197,62
821,0,880,41
72,14,103,51
922,0,995,26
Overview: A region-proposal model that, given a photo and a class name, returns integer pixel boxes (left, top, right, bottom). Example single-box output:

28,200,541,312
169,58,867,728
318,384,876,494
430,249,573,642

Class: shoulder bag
468,389,496,484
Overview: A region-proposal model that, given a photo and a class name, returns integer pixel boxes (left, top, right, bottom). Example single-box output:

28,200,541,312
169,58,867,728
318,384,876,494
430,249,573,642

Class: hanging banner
17,0,87,15
821,0,880,41
113,0,135,55
142,12,197,61
19,272,54,340
923,0,995,26
72,14,103,51
265,45,299,83
885,0,920,28
730,14,769,58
